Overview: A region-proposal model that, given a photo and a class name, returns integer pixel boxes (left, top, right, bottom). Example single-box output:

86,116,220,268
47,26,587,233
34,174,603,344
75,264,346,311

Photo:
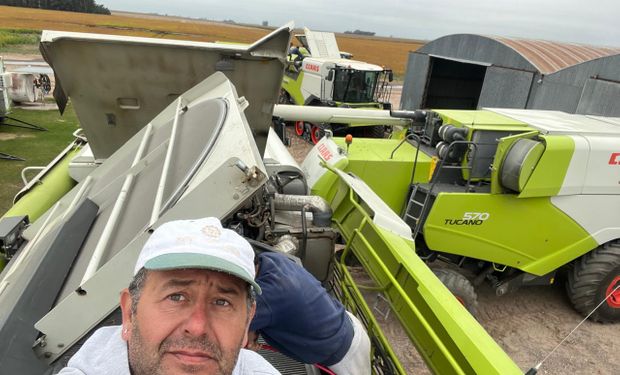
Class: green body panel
320,167,521,374
390,127,408,140
3,148,79,222
516,142,545,191
518,135,574,198
0,148,78,272
282,71,306,105
490,131,540,194
424,193,598,275
329,138,432,213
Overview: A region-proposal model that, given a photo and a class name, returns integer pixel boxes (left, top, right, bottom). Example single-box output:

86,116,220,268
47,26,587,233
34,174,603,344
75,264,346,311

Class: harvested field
0,6,423,76
336,37,423,78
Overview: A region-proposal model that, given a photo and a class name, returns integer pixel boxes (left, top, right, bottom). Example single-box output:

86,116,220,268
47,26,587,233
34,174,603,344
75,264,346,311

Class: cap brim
144,253,261,294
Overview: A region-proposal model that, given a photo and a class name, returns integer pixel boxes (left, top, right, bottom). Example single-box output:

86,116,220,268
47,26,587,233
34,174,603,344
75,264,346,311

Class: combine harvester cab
0,26,520,374
303,108,620,322
281,28,393,143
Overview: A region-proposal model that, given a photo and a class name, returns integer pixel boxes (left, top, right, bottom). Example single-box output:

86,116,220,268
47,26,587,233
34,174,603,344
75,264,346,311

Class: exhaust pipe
273,194,332,227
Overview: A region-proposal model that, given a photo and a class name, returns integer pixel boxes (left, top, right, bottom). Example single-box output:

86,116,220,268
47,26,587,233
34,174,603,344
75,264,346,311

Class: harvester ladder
405,140,480,240
403,184,429,237
375,73,392,104
390,133,429,238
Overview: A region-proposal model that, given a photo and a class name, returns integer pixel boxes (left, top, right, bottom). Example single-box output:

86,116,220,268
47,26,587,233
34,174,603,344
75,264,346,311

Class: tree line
0,0,111,15
344,30,376,36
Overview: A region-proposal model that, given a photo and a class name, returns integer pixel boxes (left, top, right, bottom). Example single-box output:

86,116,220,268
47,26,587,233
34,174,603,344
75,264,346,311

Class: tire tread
566,242,620,323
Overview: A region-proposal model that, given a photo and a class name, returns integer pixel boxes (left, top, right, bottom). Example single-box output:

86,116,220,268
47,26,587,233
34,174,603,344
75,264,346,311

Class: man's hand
245,331,261,351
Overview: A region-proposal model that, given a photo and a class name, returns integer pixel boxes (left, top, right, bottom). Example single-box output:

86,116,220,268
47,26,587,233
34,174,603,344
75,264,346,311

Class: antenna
525,283,620,375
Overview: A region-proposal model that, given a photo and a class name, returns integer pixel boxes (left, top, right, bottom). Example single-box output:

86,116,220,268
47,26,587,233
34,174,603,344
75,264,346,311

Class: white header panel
488,108,620,136
304,28,341,59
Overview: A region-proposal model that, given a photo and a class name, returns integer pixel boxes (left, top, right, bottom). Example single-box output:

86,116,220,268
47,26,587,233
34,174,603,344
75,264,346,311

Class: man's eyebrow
216,284,243,296
159,278,196,290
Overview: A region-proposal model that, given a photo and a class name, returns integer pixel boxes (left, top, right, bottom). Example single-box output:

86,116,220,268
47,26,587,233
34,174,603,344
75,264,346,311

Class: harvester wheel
310,124,324,144
566,242,620,322
363,125,386,138
433,268,478,316
295,121,305,136
278,89,292,104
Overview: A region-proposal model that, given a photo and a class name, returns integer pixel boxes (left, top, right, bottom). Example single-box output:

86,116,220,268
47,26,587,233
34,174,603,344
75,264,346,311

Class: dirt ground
284,86,618,375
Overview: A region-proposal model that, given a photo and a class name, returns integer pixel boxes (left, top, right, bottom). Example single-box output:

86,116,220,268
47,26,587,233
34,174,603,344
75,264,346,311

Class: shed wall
478,67,533,109
401,52,430,110
401,35,620,116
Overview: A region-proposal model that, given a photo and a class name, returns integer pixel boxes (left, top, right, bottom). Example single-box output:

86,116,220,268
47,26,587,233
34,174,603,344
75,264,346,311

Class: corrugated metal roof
492,36,620,74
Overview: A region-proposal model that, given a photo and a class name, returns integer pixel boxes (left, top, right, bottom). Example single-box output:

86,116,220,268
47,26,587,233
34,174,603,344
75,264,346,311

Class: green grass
0,42,41,55
0,28,40,48
0,105,79,216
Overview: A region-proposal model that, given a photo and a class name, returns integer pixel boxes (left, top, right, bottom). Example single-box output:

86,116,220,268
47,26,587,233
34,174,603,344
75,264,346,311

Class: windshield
332,69,379,103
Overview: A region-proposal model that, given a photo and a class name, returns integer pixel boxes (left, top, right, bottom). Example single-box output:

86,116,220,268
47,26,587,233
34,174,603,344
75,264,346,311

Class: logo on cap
202,225,221,239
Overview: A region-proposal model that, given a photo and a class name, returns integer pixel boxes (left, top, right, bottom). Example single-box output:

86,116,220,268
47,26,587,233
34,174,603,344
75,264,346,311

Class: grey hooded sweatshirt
58,326,280,375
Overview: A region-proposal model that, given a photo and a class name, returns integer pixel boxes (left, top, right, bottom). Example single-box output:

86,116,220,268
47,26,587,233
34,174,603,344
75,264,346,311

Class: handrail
321,168,521,374
81,124,153,284
150,98,184,226
391,133,421,218
411,141,479,240
21,167,46,186
431,140,479,190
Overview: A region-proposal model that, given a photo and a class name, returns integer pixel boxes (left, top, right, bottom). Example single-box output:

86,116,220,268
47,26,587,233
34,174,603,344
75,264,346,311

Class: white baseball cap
134,217,261,294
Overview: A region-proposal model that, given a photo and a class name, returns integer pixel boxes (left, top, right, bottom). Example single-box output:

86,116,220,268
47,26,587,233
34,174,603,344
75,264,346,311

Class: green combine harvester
0,25,524,374
297,107,620,322
280,28,393,143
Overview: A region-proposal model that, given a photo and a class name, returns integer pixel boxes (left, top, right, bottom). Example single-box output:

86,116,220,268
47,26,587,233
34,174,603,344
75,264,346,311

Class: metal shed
401,34,620,116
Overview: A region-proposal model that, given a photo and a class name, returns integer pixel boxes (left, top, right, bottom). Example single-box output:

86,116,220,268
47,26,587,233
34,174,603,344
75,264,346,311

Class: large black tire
566,242,620,322
433,268,479,316
362,125,386,139
278,89,292,104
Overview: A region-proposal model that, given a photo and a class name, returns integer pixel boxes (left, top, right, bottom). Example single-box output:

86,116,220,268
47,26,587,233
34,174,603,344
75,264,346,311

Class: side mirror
326,70,334,81
388,71,394,82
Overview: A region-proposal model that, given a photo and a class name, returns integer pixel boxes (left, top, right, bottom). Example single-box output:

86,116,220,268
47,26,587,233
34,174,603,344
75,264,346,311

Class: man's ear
249,301,256,321
120,288,133,341
242,302,257,347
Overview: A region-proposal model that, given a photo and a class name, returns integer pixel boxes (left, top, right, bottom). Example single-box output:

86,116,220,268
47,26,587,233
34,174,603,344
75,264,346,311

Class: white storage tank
8,72,37,103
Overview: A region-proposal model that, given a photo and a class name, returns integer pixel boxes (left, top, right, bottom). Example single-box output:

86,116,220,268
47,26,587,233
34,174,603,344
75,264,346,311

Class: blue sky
98,0,620,47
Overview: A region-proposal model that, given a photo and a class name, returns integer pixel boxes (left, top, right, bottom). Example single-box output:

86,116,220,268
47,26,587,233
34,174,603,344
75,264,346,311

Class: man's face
120,269,255,375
